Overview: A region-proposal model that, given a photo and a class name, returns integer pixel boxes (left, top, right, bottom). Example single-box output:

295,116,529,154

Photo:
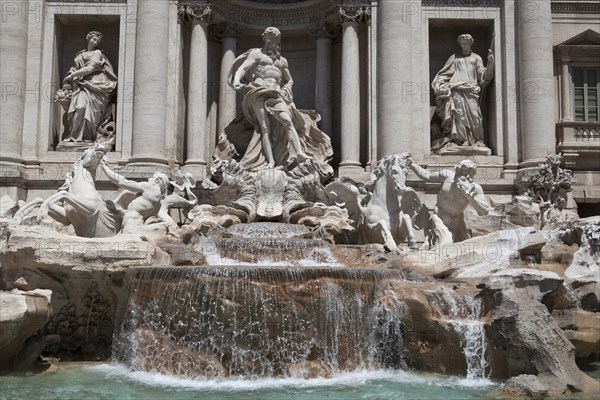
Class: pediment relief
557,29,600,47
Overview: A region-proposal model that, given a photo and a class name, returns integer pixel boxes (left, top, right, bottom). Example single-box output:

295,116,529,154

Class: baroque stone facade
0,0,599,214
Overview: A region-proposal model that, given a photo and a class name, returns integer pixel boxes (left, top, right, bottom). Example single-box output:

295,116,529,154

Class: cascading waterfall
197,222,345,267
113,267,406,379
199,238,343,267
427,288,489,380
367,291,407,370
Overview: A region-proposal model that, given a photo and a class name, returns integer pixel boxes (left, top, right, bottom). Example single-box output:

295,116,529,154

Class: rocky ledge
0,218,598,397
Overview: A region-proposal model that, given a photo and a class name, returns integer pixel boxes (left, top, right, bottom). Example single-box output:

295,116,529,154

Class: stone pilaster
0,0,28,162
560,58,572,121
338,5,368,177
518,0,556,164
377,0,413,159
180,5,212,171
215,23,243,135
310,23,339,138
130,0,170,165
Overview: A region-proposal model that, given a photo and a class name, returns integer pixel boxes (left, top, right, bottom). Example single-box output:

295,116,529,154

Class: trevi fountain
0,1,599,399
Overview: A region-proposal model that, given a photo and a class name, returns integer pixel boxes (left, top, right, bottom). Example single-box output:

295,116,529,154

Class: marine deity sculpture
325,154,426,252
213,27,333,180
54,31,118,150
431,34,494,155
406,158,490,247
100,159,171,234
193,27,348,237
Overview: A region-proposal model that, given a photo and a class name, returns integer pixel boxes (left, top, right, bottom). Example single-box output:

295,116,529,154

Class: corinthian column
518,0,556,164
0,0,28,162
181,5,212,169
338,6,367,178
310,23,339,137
215,23,243,134
130,0,170,165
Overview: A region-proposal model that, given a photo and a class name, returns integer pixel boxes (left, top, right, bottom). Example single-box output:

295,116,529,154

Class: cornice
551,1,600,14
421,0,501,6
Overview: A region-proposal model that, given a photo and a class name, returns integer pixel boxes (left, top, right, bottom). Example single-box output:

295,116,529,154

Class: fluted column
310,23,338,137
130,0,170,164
560,57,572,121
338,6,366,176
181,5,211,167
518,0,556,164
0,0,28,162
215,23,242,134
378,0,413,158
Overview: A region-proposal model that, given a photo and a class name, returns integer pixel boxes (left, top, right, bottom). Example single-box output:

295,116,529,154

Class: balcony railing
556,120,600,169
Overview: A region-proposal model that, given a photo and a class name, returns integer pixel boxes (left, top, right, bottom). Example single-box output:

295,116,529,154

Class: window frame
572,67,600,122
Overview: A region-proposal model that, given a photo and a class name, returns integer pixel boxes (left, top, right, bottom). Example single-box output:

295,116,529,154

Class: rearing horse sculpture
12,145,122,237
325,153,425,252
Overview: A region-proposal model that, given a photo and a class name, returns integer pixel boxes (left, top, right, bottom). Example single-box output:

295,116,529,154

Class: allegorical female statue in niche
54,31,117,149
431,34,494,154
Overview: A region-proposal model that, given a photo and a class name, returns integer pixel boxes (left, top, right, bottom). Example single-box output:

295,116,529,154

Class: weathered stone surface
483,269,563,304
486,290,598,396
0,225,157,361
0,290,52,371
11,277,32,291
540,229,578,271
0,195,19,220
463,206,522,238
502,374,551,397
1,225,155,272
157,242,205,266
497,196,541,228
402,227,544,278
552,309,600,358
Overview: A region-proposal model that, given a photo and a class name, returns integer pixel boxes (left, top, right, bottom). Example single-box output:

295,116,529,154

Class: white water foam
87,364,497,392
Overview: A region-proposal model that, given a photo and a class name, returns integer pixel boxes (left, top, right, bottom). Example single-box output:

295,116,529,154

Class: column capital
178,4,212,23
213,22,244,41
309,22,340,40
560,56,572,64
337,5,370,24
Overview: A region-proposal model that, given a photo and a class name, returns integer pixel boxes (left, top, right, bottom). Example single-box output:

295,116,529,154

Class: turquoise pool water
2,361,598,400
1,364,499,400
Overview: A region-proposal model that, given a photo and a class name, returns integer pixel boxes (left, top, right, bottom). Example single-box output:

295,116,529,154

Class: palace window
573,68,600,122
